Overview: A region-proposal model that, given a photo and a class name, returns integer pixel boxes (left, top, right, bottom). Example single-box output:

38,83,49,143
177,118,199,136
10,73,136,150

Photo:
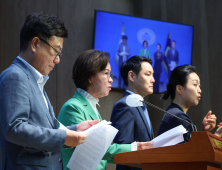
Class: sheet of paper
67,123,118,170
57,120,68,130
152,125,187,148
77,120,111,136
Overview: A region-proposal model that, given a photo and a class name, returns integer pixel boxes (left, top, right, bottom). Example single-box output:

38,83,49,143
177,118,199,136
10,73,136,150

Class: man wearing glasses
0,13,99,170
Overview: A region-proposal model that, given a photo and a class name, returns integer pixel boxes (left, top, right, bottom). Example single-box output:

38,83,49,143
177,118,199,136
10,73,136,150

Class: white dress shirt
77,88,100,119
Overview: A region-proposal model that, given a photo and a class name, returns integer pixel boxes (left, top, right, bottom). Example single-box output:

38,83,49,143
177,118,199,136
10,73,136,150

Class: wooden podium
114,132,222,170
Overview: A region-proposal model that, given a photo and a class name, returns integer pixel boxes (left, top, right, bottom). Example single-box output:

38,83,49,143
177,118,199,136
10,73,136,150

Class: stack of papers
67,120,118,170
152,125,187,148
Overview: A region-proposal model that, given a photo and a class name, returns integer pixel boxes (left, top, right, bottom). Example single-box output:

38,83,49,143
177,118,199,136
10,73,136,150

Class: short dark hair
172,40,176,44
121,56,152,87
20,12,68,52
157,43,161,48
142,40,148,46
72,49,110,90
122,35,128,40
161,65,197,100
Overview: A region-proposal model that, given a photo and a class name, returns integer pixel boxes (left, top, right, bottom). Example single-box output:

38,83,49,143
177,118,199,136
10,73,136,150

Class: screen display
93,10,193,93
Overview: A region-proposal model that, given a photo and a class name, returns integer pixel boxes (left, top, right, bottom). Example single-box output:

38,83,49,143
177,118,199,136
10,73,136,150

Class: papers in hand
152,125,187,148
77,120,111,136
67,120,118,170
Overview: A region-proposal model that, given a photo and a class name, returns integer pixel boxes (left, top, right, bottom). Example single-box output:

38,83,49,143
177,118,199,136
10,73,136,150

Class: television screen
93,10,193,93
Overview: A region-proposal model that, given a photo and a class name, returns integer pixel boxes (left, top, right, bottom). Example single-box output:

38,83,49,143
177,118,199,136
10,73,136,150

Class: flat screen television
93,10,193,93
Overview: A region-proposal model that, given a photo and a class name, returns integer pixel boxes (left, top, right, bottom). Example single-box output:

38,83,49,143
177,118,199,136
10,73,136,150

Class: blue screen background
94,11,193,91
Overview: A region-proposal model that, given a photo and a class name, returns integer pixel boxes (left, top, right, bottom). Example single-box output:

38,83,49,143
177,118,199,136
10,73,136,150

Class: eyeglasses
39,38,62,59
106,72,113,80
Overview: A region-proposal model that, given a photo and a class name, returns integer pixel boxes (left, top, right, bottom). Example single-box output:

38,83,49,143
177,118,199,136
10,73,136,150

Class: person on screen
153,43,163,93
166,40,179,79
158,65,222,137
139,40,150,59
111,56,155,170
0,13,99,170
117,35,130,88
57,50,153,170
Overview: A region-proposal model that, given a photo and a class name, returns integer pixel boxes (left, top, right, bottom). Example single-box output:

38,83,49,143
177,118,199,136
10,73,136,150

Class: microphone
126,94,197,142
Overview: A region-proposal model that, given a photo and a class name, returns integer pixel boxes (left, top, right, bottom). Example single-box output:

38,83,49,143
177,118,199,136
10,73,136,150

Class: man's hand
215,123,222,137
64,130,87,147
137,141,154,150
76,119,100,131
202,110,216,131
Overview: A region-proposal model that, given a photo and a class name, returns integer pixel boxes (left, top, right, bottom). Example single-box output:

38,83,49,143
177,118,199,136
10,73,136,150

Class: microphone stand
142,100,197,142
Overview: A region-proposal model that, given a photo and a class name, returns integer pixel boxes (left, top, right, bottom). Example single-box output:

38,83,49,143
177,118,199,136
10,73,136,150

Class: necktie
142,103,154,139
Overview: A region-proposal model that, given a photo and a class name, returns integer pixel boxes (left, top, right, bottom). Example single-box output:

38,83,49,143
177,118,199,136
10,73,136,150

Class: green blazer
139,49,150,58
58,91,131,170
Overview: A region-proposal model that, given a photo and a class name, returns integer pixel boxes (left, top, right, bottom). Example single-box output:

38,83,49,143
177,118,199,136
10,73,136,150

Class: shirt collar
77,88,100,107
17,56,49,86
126,90,135,95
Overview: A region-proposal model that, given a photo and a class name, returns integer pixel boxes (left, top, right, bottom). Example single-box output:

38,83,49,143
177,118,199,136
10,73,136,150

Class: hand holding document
152,125,187,148
67,120,118,170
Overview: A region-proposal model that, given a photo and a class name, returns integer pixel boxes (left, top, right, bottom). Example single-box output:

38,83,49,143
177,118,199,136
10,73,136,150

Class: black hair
172,40,176,44
20,12,68,52
142,40,148,46
122,35,128,40
161,65,197,100
121,55,152,87
157,43,161,48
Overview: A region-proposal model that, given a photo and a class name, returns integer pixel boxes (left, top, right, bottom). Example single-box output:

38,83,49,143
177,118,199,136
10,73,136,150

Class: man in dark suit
0,13,99,170
166,40,179,78
111,56,155,170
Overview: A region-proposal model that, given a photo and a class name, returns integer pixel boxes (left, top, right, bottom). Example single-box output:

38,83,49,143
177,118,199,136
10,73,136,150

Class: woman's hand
76,119,100,131
202,110,216,131
137,141,154,150
214,123,222,137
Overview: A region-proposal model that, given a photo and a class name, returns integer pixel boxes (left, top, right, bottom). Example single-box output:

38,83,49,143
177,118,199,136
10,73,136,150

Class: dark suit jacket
166,49,179,64
154,51,163,74
0,57,76,170
111,91,154,170
158,103,194,136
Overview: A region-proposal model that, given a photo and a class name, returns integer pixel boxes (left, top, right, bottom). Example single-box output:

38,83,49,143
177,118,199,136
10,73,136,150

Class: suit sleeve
0,71,66,152
111,101,135,144
103,143,131,164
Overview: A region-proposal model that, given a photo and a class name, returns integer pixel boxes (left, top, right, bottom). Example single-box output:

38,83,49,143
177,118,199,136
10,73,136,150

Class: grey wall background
1,0,222,169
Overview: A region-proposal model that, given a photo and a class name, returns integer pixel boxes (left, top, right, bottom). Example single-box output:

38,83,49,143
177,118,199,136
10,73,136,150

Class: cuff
131,141,137,151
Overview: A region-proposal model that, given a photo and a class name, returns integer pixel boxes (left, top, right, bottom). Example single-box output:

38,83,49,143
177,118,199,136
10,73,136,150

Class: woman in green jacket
139,40,150,59
58,49,153,170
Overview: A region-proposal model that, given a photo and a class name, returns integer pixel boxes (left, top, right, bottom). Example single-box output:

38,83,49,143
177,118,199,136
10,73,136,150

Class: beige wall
1,0,222,170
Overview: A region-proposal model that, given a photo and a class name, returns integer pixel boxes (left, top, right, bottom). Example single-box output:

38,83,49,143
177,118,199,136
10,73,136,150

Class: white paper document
152,125,187,148
67,120,118,170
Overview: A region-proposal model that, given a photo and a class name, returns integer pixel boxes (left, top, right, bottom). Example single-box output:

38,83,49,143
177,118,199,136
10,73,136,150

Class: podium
114,132,222,170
